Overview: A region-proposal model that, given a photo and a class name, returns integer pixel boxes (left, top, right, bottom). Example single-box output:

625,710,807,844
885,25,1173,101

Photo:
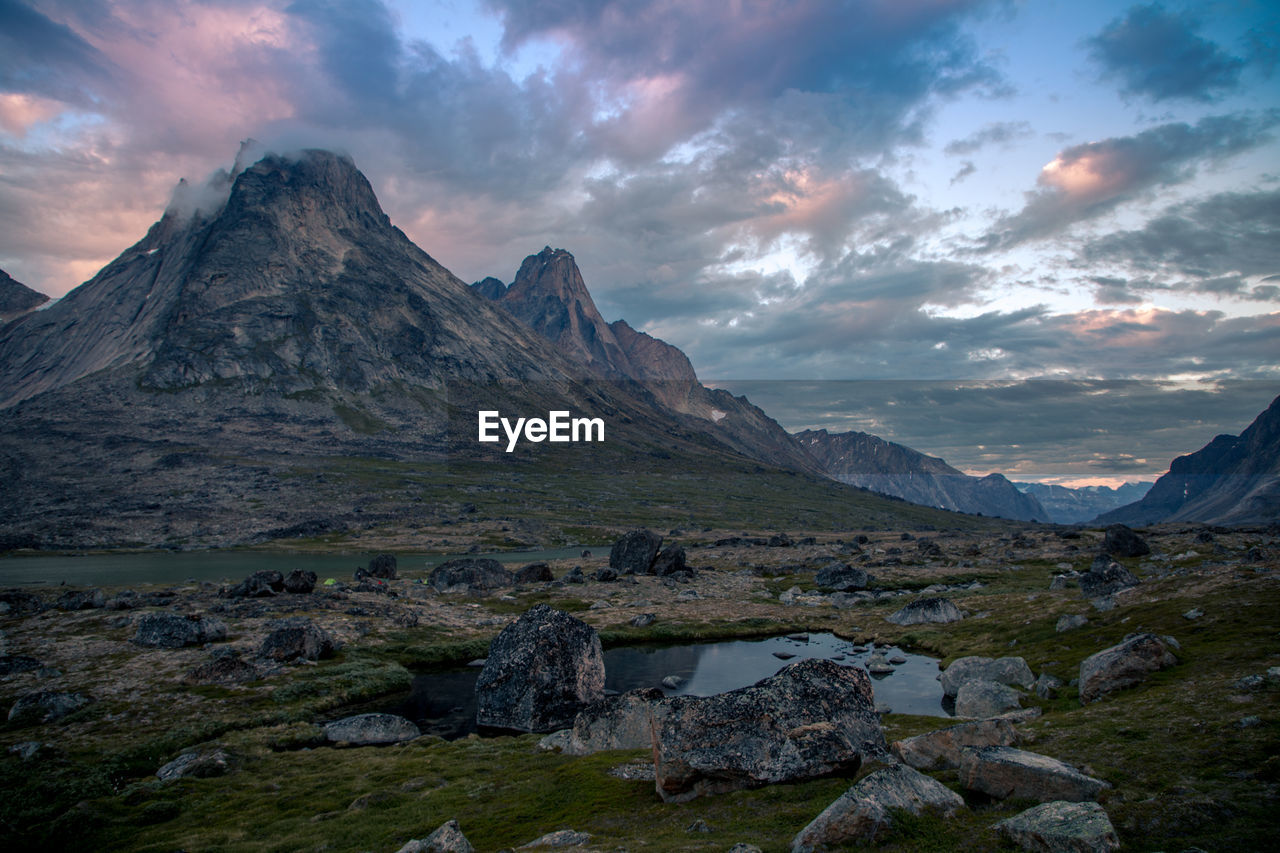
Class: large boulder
1078,633,1178,704
814,562,869,591
475,604,604,733
994,800,1120,853
1077,556,1139,599
609,529,662,574
429,558,512,592
560,688,667,755
323,713,419,745
652,658,886,803
886,597,963,626
283,569,317,594
258,618,336,662
1102,524,1149,558
225,570,285,598
892,718,1019,771
512,562,554,584
132,613,227,648
395,819,475,853
366,554,398,579
7,691,92,725
954,679,1024,718
651,544,689,577
791,764,965,851
959,746,1110,802
940,656,1035,697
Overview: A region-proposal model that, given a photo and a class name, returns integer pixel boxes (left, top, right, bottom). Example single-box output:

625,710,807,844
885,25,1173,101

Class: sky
1,0,1277,486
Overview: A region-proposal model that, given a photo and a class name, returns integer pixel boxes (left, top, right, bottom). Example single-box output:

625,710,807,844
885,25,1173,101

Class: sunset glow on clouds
1,0,1277,483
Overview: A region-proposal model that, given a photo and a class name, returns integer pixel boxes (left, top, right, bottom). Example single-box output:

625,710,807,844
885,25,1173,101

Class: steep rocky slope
0,268,48,324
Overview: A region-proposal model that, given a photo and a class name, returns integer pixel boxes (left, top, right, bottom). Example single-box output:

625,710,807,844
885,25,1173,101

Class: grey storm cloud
0,0,113,105
1086,3,1247,102
979,111,1279,251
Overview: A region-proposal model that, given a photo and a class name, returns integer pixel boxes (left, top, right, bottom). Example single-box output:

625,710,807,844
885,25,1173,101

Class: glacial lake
0,546,596,587
379,632,949,739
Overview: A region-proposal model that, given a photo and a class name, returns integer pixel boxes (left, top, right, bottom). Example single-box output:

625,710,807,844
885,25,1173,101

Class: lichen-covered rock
7,691,91,725
475,604,604,733
258,617,336,662
183,650,260,685
814,562,869,591
1077,556,1139,599
156,748,232,782
1102,524,1149,558
132,613,227,648
959,746,1110,802
955,679,1024,718
225,570,285,598
429,558,512,592
790,763,965,851
653,658,886,803
886,597,963,625
610,529,662,574
323,713,419,745
283,569,317,594
1056,614,1088,632
940,656,1035,697
994,800,1120,852
366,553,397,579
561,687,667,755
512,562,553,584
395,819,475,853
651,544,688,576
892,717,1019,771
1078,633,1178,704
518,829,592,849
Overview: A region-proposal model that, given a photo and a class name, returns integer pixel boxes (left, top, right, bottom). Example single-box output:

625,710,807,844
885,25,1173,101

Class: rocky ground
1,522,1277,851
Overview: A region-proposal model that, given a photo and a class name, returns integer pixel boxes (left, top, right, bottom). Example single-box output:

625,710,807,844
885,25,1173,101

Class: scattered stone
955,679,1024,718
686,819,713,833
429,558,512,592
133,613,227,648
156,748,231,782
610,529,663,574
258,618,336,662
1078,633,1178,704
866,653,894,674
1102,524,1150,558
1035,673,1064,700
889,655,907,665
653,658,885,803
1056,614,1088,632
0,591,43,615
8,741,42,760
652,544,688,576
1234,674,1265,691
791,763,965,851
728,845,763,853
1183,607,1204,620
661,675,685,689
787,632,810,642
778,585,802,604
628,613,656,628
1078,556,1138,599
323,713,419,745
606,760,655,781
183,650,260,685
590,568,618,582
769,532,794,547
559,687,667,755
475,604,604,733
513,562,554,584
518,829,592,849
940,656,1035,697
283,569,317,594
994,800,1120,853
1090,596,1116,612
55,588,105,610
892,717,1019,771
1237,715,1262,728
396,818,475,853
959,746,1110,802
814,562,869,591
366,554,397,579
675,588,699,601
774,651,797,660
225,570,285,598
886,597,963,625
562,566,585,584
1049,572,1079,591
7,691,92,725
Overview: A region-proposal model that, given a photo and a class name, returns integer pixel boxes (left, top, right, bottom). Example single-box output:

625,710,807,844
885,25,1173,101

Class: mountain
795,428,1048,522
472,247,822,474
1097,394,1280,526
0,268,48,324
1015,481,1153,525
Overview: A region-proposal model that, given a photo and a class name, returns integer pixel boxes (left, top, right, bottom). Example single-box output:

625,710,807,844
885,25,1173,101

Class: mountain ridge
0,268,48,325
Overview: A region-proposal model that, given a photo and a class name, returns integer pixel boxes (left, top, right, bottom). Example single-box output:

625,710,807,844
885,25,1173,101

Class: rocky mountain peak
0,269,48,324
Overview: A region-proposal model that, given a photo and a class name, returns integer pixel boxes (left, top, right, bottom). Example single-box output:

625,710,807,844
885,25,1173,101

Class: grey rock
728,846,763,853
791,763,965,851
55,588,106,610
518,829,591,848
512,562,553,584
283,569,317,594
1077,556,1138,598
258,618,336,662
628,613,656,628
1102,524,1150,558
8,741,42,760
1090,596,1116,612
814,562,869,591
886,596,963,625
955,679,1023,718
183,651,260,684
1078,633,1178,704
1035,673,1065,700
652,544,690,577
133,613,227,648
430,558,512,592
940,656,1035,697
891,717,1020,771
366,554,397,579
661,675,685,689
610,529,662,574
1049,572,1079,590
590,568,618,582
324,713,419,745
1233,674,1266,691
1182,607,1203,620
1056,614,1088,632
7,691,92,725
475,604,604,733
226,570,285,598
653,658,885,803
396,819,475,853
686,819,713,833
994,800,1120,852
959,746,1110,802
157,748,231,782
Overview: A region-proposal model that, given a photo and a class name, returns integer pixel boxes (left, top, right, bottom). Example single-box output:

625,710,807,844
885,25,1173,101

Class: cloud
943,121,1032,156
1086,3,1246,102
0,0,113,105
980,112,1279,250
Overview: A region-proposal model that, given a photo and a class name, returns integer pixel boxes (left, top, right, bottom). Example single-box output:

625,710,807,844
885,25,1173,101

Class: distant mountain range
795,428,1048,522
0,268,47,324
1014,481,1153,525
1097,394,1280,526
